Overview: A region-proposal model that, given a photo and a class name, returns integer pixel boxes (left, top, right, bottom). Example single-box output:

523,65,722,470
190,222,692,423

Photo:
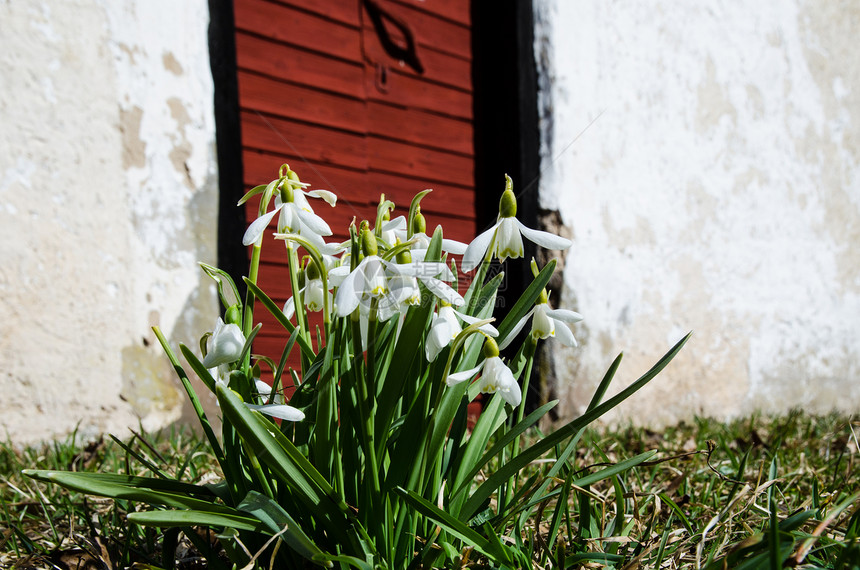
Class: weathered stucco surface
535,1,860,425
0,1,218,445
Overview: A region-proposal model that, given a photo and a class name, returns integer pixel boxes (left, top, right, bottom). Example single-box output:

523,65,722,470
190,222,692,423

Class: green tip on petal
482,336,500,359
499,177,517,218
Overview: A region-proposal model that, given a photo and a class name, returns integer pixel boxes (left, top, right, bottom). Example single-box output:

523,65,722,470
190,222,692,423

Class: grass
1,411,858,569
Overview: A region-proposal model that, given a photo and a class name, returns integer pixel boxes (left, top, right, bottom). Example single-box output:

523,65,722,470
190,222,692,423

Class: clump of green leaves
23,166,688,569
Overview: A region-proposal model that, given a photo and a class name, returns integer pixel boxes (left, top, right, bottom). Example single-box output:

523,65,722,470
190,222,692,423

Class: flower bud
305,258,321,280
499,175,517,218
482,336,500,359
396,247,412,264
412,206,427,235
225,304,242,326
279,178,295,204
538,288,549,305
361,226,378,257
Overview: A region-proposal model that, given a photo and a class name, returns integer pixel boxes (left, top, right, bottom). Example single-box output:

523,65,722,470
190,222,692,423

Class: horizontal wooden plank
241,110,368,170
236,32,365,99
235,0,361,61
365,67,472,120
367,171,475,222
367,136,473,187
238,70,367,135
386,0,470,27
264,0,360,28
361,30,471,92
243,149,368,193
361,0,470,58
368,101,472,155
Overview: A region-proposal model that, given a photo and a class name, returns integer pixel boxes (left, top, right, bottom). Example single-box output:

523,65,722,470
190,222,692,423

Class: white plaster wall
0,0,218,445
535,1,860,424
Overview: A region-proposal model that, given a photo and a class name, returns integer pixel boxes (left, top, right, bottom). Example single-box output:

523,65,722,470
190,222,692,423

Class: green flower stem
504,336,537,511
465,232,498,316
243,440,275,500
286,243,309,353
242,243,262,372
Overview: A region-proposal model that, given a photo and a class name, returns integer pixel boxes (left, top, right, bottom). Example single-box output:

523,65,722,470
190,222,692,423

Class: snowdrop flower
332,228,390,317
242,177,336,247
499,293,583,349
425,304,498,361
202,318,245,368
283,259,332,319
461,175,571,272
382,252,464,314
446,337,521,407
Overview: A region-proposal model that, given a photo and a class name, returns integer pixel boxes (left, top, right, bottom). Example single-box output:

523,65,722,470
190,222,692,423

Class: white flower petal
283,297,296,320
245,403,305,422
334,267,362,317
515,219,572,251
305,189,337,206
446,362,485,386
242,207,281,246
296,207,333,236
441,238,468,255
494,218,524,261
546,308,584,324
255,379,273,396
420,276,464,306
462,224,498,272
454,312,499,337
202,320,246,368
531,304,556,339
553,320,578,347
382,216,406,232
327,265,350,287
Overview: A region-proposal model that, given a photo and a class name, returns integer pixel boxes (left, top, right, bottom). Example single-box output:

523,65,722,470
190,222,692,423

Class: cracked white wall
0,0,218,445
535,1,860,425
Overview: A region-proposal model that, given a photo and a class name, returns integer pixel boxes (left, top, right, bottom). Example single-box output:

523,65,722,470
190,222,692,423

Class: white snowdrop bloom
499,301,583,349
202,318,245,368
242,182,336,247
445,337,521,407
461,175,571,272
425,305,498,361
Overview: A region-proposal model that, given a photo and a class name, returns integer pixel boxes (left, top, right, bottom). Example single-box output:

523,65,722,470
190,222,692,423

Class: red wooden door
232,0,477,376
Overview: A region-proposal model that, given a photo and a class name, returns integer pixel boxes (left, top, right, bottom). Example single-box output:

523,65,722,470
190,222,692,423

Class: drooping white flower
202,318,246,368
331,255,390,317
446,337,521,407
499,301,583,349
461,175,571,272
425,305,498,361
242,181,336,247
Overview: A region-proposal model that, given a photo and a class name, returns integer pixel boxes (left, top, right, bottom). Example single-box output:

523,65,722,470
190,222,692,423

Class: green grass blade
128,510,264,532
24,470,236,514
237,491,330,564
394,486,513,565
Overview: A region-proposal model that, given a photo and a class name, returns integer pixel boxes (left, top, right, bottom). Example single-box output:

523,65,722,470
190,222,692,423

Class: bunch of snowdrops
27,165,687,569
